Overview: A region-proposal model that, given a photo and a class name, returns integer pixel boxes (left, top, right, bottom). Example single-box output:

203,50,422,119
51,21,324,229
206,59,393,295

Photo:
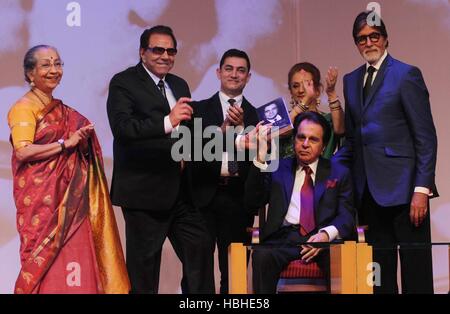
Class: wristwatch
57,138,66,152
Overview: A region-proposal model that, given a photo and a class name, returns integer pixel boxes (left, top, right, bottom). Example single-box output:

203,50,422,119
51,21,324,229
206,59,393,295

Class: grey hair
23,45,58,83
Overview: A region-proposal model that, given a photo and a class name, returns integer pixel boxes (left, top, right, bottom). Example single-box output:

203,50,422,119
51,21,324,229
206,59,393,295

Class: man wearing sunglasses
335,11,438,293
106,25,214,294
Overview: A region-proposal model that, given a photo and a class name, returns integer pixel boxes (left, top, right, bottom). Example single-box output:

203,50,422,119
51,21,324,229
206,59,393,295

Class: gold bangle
330,105,342,111
328,98,340,105
329,103,341,109
292,106,302,114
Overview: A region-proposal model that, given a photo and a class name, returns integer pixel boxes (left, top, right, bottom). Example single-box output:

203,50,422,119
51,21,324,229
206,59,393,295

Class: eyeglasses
37,61,64,71
146,46,177,56
355,32,382,45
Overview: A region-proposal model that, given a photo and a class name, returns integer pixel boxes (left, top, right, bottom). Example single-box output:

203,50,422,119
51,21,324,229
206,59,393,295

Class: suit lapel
137,63,163,99
363,54,392,112
282,158,297,209
209,92,225,125
314,158,330,215
165,74,182,101
356,66,365,110
137,63,171,111
241,97,252,126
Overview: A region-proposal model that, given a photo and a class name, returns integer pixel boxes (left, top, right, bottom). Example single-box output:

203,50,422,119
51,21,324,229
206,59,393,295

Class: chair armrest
357,225,368,243
246,227,260,244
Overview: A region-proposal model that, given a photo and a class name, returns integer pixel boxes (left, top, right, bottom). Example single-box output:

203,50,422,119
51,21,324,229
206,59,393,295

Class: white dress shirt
141,64,178,134
253,158,339,241
363,49,387,86
219,91,244,176
266,114,282,124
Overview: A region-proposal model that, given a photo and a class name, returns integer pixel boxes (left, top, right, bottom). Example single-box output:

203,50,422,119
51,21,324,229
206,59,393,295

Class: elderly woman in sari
7,45,129,294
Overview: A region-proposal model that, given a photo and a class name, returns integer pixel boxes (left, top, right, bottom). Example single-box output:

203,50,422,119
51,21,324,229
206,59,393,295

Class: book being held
256,97,293,136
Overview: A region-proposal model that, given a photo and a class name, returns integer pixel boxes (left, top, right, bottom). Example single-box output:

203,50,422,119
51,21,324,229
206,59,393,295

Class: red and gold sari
9,94,130,294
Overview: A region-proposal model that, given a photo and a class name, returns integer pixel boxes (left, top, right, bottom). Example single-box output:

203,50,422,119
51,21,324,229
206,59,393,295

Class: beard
362,48,383,64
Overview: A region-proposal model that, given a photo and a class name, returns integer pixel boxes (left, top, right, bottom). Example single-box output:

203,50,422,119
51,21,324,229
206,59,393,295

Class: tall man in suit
334,12,438,293
189,49,258,293
106,25,214,294
247,112,356,294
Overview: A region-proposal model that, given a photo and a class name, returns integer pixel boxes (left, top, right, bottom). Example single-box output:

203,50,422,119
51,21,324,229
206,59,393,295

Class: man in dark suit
246,111,356,294
106,25,214,294
334,11,438,293
188,49,258,294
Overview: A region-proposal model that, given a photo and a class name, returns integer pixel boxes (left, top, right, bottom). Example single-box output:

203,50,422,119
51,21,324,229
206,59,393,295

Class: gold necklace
31,89,52,107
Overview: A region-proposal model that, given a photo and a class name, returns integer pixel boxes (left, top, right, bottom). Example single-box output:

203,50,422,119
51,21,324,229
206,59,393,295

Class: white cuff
319,226,339,242
235,125,244,135
164,115,174,134
414,186,432,197
235,134,245,151
253,157,268,171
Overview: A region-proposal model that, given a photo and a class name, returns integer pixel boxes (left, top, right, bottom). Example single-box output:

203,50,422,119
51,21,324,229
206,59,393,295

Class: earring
316,98,321,106
30,81,35,88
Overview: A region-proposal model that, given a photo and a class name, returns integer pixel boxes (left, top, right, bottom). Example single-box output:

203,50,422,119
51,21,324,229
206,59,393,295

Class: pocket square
326,179,338,189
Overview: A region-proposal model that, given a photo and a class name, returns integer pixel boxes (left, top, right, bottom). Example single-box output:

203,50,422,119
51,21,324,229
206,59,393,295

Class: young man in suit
334,11,438,293
247,111,356,294
189,49,259,293
106,25,214,294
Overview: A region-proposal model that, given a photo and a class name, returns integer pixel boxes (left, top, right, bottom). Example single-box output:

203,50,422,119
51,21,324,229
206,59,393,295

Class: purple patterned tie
300,166,315,235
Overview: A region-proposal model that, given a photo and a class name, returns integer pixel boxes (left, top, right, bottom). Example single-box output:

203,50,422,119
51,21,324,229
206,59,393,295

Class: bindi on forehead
38,57,60,62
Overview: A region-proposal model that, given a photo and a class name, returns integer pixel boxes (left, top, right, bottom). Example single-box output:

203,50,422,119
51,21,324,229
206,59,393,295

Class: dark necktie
227,98,236,107
363,66,376,102
300,166,315,236
227,98,239,176
157,79,167,101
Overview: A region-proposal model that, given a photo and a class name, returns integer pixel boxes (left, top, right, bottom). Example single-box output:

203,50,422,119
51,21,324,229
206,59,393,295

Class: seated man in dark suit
245,111,356,294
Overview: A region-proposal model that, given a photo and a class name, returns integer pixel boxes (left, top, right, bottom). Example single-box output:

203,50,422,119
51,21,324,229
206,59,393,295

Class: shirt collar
219,91,243,107
366,49,388,72
268,115,282,122
298,158,319,176
142,63,166,87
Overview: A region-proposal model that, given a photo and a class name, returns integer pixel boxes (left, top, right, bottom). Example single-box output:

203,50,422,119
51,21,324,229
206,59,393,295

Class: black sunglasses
355,32,382,45
146,46,178,56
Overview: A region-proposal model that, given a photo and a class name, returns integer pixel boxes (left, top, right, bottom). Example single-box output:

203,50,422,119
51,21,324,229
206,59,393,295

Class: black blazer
106,63,190,210
245,157,356,241
189,92,259,209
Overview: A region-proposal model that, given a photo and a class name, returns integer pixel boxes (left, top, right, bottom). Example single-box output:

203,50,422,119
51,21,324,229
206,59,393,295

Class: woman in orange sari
8,45,130,294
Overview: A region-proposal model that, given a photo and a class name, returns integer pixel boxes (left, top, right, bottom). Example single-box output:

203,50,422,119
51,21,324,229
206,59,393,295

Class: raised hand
256,123,272,164
325,66,339,97
169,97,193,127
240,121,264,150
227,105,244,127
65,124,95,149
302,79,317,107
